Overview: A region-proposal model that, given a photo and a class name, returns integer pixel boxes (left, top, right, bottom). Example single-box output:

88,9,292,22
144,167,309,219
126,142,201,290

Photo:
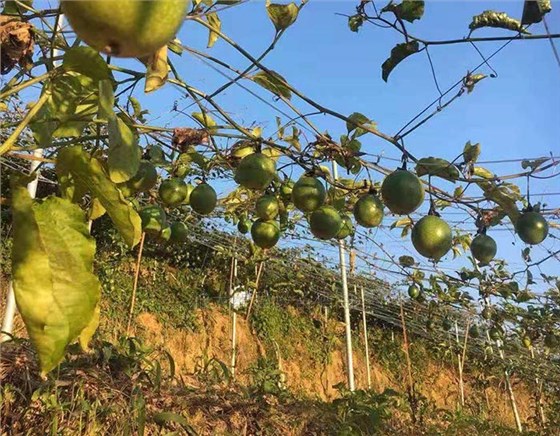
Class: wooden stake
229,258,238,379
245,261,264,321
359,286,372,389
126,232,146,336
497,342,523,433
399,299,416,423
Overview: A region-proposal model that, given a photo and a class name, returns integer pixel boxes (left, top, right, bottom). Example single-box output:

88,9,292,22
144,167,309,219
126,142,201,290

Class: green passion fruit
237,216,252,234
292,176,326,212
353,194,383,228
190,183,217,215
481,306,493,320
489,326,502,341
470,233,497,264
309,206,342,240
381,169,425,215
234,153,276,190
280,180,294,203
336,214,355,240
255,195,280,220
251,219,280,249
516,211,549,245
61,0,188,58
169,222,188,243
159,178,188,207
411,216,452,261
127,160,158,193
408,284,420,299
139,205,166,234
468,325,480,339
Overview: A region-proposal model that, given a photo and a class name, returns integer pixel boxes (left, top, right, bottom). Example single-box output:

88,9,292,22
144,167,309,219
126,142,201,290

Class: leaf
464,74,487,93
472,166,495,179
416,157,460,181
30,73,99,147
399,255,415,267
192,111,217,131
469,10,529,34
11,184,100,375
521,157,549,171
97,79,114,122
79,303,100,352
462,141,480,164
63,47,112,83
206,12,221,48
382,0,425,23
477,180,521,225
346,112,377,137
391,217,412,229
348,14,364,32
144,45,168,93
56,146,142,247
89,198,107,220
168,37,184,55
522,0,551,25
382,41,419,82
153,412,196,434
252,70,292,99
266,2,299,32
108,115,141,184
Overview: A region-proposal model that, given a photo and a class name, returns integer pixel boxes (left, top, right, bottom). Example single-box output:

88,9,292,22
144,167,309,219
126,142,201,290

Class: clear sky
137,1,559,294
21,1,560,294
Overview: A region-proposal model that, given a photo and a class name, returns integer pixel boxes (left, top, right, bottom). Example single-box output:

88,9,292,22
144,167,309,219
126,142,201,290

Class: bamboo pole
530,347,546,426
497,340,523,433
229,257,238,378
245,261,264,321
332,160,355,391
359,286,372,389
399,299,416,423
454,321,465,408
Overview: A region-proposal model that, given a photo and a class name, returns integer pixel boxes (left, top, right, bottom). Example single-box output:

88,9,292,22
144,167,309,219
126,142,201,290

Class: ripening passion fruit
470,233,497,264
381,169,425,215
353,194,384,228
292,176,326,212
139,205,166,234
169,222,188,243
516,211,549,245
251,219,280,249
309,206,342,240
408,284,420,299
190,183,217,215
159,178,188,207
61,0,189,58
237,216,252,234
255,195,280,221
411,216,452,261
127,160,158,193
234,153,277,190
336,214,355,240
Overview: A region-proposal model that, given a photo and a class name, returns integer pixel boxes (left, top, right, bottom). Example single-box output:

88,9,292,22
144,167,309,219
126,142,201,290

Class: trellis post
359,286,372,389
229,257,238,378
332,160,355,391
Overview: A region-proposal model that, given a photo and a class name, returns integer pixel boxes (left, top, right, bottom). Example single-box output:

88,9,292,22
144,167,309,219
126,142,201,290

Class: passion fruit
61,0,188,58
127,160,158,193
234,153,276,190
470,233,497,264
336,214,355,240
516,211,549,245
353,194,383,228
251,219,280,249
481,306,493,320
411,215,452,261
237,216,252,234
169,222,188,243
442,318,452,331
292,176,326,212
408,284,420,299
381,169,425,215
309,206,342,240
255,195,280,220
489,327,502,341
159,178,188,207
139,205,166,234
190,183,217,215
280,180,294,203
469,325,480,339
545,333,558,348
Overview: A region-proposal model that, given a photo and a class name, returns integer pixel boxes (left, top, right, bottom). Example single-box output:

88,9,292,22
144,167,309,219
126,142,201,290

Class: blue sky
137,1,559,293
14,1,560,294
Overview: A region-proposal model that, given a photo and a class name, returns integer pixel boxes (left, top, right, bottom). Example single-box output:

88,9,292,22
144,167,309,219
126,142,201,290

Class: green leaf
348,14,364,32
252,70,292,99
266,2,299,32
153,412,196,434
521,157,549,171
522,0,551,25
382,0,425,23
30,73,98,147
346,112,377,137
207,12,221,48
63,47,112,83
399,255,415,267
79,304,100,352
416,157,460,181
97,79,114,122
477,180,521,225
192,111,217,131
144,46,168,93
381,41,419,82
108,115,141,184
11,184,100,375
469,10,529,34
56,146,142,247
462,141,480,164
464,74,487,93
472,166,494,179
89,198,107,221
